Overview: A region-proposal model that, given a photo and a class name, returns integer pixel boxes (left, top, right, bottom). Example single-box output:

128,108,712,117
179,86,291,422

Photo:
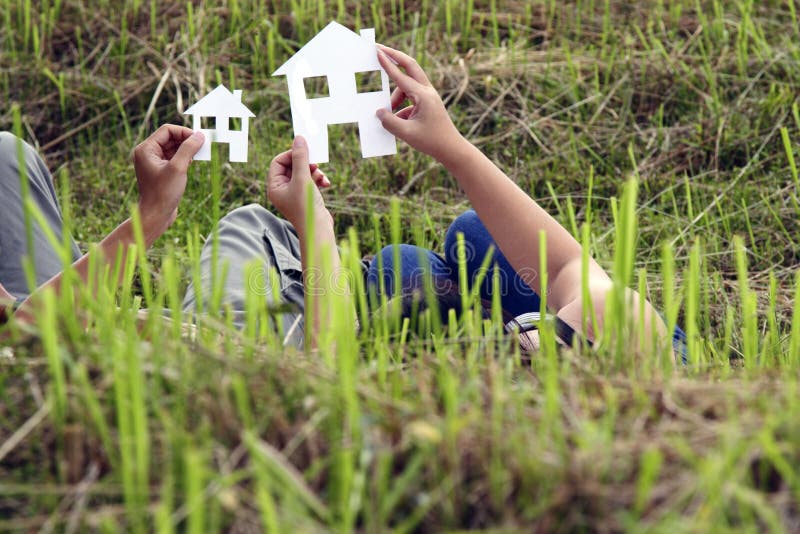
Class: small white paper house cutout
273,21,397,164
184,84,255,162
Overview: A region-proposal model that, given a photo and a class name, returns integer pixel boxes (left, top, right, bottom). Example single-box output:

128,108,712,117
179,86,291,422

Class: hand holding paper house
185,85,255,162
273,21,397,164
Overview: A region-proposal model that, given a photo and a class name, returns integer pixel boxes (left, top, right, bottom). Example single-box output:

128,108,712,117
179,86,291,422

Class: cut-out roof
184,85,255,117
272,21,377,77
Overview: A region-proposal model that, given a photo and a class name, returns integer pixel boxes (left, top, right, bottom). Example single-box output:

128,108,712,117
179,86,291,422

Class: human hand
133,125,205,241
376,44,465,164
267,136,331,232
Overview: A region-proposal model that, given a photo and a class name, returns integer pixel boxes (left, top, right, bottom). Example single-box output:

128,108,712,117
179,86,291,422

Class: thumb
172,131,205,171
376,108,409,138
291,136,312,182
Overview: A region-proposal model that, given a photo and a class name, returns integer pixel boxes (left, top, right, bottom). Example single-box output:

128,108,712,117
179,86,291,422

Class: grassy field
2,0,800,531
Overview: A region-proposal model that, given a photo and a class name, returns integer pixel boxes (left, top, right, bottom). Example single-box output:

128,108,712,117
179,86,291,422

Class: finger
268,150,292,186
378,49,423,95
170,131,205,171
273,149,293,166
396,105,415,120
311,167,324,180
290,136,312,182
161,136,186,159
311,167,330,187
151,124,194,147
390,86,407,110
146,125,194,161
377,44,432,86
376,108,411,138
270,150,293,178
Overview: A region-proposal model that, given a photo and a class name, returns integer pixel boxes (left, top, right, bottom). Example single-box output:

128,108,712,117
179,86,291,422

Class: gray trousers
181,204,306,348
0,132,81,301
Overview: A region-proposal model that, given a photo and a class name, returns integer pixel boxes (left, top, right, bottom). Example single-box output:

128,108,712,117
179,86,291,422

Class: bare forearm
14,217,160,323
440,138,608,311
296,212,345,350
555,262,668,351
444,143,668,347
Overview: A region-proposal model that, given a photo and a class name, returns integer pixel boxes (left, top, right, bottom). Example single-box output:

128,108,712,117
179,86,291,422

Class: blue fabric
443,210,541,317
366,244,453,297
367,210,541,317
672,324,688,363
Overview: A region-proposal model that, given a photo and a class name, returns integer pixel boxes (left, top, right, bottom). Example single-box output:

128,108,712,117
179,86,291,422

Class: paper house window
303,75,330,99
355,70,382,93
272,21,397,164
184,84,255,163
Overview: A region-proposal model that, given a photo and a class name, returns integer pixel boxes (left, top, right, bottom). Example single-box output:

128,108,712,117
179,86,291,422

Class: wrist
137,206,171,247
293,209,334,238
435,134,473,171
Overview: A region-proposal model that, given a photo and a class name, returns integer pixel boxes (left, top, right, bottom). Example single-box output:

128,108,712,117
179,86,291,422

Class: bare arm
297,213,343,350
437,137,611,312
12,218,159,324
267,136,347,350
376,45,666,345
7,125,204,325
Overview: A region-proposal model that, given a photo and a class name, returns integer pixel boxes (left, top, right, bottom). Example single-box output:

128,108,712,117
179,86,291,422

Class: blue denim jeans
367,210,541,318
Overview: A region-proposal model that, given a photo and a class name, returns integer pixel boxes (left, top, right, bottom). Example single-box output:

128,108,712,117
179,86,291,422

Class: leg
444,209,541,318
182,204,306,348
367,244,454,297
367,244,463,324
0,132,81,299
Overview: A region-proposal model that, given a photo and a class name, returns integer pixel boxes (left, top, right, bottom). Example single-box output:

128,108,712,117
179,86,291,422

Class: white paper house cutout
272,21,397,164
184,84,255,162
